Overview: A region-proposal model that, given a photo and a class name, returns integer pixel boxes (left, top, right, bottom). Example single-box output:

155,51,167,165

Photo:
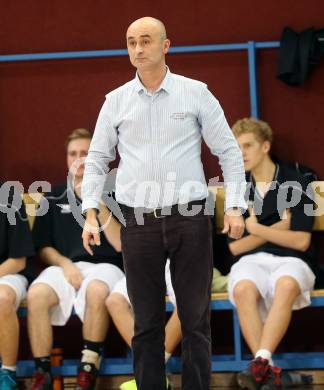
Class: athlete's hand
82,210,101,256
62,261,83,290
222,208,245,239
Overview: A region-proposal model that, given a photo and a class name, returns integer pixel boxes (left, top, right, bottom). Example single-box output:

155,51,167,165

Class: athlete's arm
229,214,291,256
39,247,83,289
0,257,26,277
245,219,311,252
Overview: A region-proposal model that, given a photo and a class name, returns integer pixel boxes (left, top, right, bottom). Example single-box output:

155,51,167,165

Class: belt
120,199,206,219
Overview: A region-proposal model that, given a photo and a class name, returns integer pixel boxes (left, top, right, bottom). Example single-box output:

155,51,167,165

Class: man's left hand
82,210,101,256
222,208,245,239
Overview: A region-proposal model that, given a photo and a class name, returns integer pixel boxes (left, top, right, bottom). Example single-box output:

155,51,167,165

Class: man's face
126,20,170,71
66,138,91,180
236,132,270,172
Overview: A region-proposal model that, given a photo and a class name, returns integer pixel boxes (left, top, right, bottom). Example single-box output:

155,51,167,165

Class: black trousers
120,207,213,390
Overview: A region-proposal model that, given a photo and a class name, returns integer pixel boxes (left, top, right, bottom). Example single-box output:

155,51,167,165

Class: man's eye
144,40,150,45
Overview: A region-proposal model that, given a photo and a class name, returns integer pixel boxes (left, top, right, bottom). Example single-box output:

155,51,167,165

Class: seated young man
27,129,124,390
0,184,34,389
228,118,315,390
106,258,181,390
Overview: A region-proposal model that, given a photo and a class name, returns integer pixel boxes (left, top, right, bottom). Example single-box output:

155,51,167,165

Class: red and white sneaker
30,368,53,390
237,357,270,390
261,365,282,390
75,362,98,390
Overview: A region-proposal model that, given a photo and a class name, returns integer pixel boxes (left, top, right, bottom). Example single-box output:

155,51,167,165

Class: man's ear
262,140,271,154
163,39,171,54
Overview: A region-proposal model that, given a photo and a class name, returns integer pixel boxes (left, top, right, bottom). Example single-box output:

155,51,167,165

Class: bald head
126,16,170,72
127,17,167,40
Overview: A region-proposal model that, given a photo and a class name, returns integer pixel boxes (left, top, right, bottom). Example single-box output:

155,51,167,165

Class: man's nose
135,43,143,54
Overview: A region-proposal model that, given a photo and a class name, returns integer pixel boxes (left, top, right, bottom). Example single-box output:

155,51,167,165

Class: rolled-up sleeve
81,98,118,213
198,87,247,211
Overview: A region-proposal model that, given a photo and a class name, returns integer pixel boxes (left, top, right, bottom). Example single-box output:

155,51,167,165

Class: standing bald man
81,17,246,390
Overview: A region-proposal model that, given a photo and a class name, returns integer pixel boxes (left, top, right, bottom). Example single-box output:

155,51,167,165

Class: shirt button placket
149,93,158,206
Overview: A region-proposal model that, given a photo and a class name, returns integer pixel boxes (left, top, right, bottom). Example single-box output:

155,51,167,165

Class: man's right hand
82,209,101,256
62,261,83,290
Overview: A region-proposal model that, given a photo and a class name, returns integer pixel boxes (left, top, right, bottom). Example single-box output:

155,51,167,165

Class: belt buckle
153,208,165,219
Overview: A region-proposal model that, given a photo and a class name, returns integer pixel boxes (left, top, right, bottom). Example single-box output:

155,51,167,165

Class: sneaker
30,368,53,390
281,371,313,387
119,379,137,390
260,365,282,390
119,376,172,390
237,357,269,390
0,369,18,390
75,362,98,390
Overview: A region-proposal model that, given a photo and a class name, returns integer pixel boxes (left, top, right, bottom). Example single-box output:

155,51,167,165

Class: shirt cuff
224,181,247,213
224,198,248,213
81,199,100,214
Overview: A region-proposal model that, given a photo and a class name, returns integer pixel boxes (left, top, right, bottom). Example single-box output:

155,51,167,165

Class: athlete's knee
275,276,300,299
86,280,110,308
233,279,260,305
106,292,129,314
0,286,16,316
27,283,57,311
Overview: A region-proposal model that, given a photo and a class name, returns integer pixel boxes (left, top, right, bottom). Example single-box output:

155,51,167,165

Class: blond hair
232,117,273,143
65,128,92,150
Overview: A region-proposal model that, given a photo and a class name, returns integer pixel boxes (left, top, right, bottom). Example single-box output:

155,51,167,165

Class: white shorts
31,261,124,326
228,252,315,320
0,274,28,309
111,259,177,308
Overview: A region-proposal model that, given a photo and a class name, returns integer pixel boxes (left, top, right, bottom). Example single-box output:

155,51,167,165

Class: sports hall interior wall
2,0,324,365
1,0,324,187
2,2,324,266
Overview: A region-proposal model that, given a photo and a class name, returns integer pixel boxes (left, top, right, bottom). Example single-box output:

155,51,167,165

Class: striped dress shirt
81,68,246,212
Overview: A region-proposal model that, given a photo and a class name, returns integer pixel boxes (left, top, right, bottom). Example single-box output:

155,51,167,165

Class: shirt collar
134,66,172,94
249,163,280,195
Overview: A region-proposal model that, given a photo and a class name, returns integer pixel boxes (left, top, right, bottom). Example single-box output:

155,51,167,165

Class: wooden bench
15,186,324,376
